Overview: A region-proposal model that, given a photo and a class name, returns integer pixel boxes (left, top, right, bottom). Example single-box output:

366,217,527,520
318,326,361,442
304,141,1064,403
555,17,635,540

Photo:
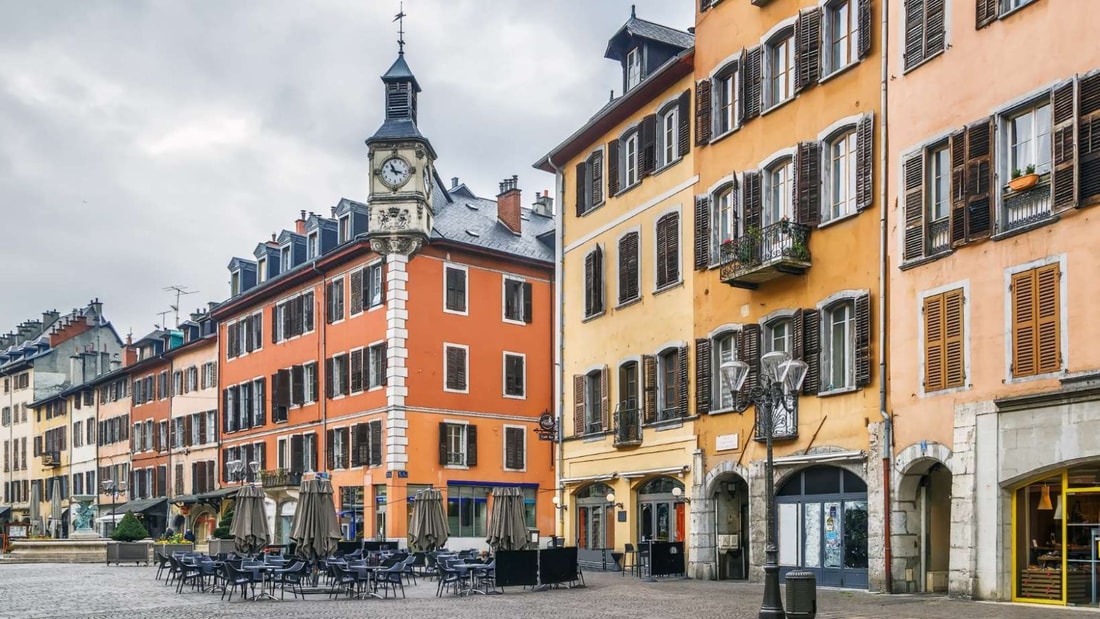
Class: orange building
213,50,556,549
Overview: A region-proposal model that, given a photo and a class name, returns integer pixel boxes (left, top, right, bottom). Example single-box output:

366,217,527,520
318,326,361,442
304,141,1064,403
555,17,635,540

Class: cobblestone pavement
0,564,1095,618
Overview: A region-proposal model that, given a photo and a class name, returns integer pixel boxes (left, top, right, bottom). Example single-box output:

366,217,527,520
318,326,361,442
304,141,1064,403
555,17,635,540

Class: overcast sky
0,0,692,340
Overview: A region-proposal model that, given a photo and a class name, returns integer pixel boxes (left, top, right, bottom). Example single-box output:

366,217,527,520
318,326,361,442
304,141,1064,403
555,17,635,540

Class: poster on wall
824,503,841,569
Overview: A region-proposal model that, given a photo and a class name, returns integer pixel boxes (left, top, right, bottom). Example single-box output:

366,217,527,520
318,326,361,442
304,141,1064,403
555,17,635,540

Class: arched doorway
776,466,868,588
637,477,685,543
711,473,750,580
895,458,953,593
575,483,614,550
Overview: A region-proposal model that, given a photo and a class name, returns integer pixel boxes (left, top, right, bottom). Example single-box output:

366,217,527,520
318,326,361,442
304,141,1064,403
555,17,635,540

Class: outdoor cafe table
351,565,384,599
243,563,279,601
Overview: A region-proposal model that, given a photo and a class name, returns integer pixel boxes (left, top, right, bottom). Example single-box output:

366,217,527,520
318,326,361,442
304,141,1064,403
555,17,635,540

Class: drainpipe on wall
312,262,328,478
546,154,566,542
878,0,893,594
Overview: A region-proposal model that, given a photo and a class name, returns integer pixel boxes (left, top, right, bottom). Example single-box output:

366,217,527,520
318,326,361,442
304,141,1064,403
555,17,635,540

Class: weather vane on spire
394,1,407,55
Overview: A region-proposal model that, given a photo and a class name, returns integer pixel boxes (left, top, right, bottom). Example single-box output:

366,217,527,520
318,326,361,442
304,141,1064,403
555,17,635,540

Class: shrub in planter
212,507,234,540
111,512,150,542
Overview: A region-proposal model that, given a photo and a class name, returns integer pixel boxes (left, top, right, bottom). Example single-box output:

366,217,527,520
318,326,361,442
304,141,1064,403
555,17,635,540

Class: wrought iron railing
260,468,302,488
1000,177,1052,233
719,221,812,279
927,218,950,254
614,404,642,447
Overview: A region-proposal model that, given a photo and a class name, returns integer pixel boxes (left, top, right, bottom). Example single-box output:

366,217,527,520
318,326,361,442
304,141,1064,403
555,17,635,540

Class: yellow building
535,10,699,571
689,0,885,589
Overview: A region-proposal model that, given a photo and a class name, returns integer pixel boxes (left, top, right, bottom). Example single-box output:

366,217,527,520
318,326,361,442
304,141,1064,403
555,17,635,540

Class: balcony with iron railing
614,403,642,447
927,218,950,254
41,451,60,467
260,468,302,489
998,174,1053,235
719,220,812,289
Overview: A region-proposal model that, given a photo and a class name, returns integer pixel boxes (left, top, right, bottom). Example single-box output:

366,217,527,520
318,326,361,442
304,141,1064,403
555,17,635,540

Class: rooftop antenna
154,310,171,331
394,1,407,55
163,285,197,328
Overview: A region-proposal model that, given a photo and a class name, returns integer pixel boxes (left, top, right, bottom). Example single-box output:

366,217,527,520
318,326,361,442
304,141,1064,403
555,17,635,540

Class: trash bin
785,570,817,619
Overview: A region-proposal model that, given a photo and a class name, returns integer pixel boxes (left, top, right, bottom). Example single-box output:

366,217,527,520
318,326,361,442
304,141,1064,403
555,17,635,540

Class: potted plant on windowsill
1008,164,1039,192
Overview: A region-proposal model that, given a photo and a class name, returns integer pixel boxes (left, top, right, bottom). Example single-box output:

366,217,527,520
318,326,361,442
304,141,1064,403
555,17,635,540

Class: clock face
379,156,411,188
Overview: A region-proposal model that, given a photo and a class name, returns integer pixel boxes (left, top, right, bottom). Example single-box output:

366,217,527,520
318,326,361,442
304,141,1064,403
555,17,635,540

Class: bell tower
364,47,435,256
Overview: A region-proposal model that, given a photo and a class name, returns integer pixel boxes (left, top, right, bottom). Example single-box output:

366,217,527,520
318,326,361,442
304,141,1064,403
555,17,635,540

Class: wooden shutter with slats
369,420,382,466
855,113,874,211
572,375,585,436
743,171,762,232
591,151,604,206
902,153,925,260
795,8,820,93
619,233,639,304
741,46,762,122
1035,264,1061,374
694,195,711,270
926,0,945,57
438,422,448,465
903,0,925,70
678,89,691,156
607,139,620,196
738,325,761,406
465,425,477,467
964,118,994,241
575,162,587,216
924,293,945,392
855,293,872,386
949,129,967,245
802,310,821,394
695,338,711,415
975,0,998,29
600,368,610,431
857,0,872,59
943,289,966,389
640,114,658,177
1077,72,1100,208
677,346,689,418
696,80,712,145
350,269,364,315
796,143,821,226
1051,78,1079,212
642,355,657,424
1011,269,1037,377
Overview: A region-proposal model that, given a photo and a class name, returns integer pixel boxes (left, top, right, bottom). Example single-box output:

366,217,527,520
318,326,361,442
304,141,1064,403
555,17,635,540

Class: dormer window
339,215,350,243
230,270,241,296
307,232,319,260
257,257,267,283
626,47,642,90
280,245,292,272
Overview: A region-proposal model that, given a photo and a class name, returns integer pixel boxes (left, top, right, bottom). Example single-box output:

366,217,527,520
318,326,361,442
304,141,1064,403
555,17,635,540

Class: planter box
207,539,237,557
106,541,151,566
154,543,194,559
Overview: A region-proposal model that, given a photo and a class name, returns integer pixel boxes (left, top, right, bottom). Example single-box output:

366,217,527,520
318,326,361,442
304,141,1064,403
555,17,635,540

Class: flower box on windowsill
1007,173,1041,192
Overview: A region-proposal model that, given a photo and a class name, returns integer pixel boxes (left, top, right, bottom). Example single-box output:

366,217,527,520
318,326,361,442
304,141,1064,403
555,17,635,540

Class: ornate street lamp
721,351,807,619
100,479,127,535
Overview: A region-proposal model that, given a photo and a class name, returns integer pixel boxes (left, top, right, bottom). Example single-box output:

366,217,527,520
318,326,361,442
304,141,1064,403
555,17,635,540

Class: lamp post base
759,562,786,619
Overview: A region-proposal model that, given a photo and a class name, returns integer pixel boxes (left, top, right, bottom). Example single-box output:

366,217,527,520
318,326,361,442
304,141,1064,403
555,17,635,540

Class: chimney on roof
330,206,337,217
532,189,554,217
496,175,522,235
451,177,459,189
296,210,307,235
42,310,59,326
110,352,121,371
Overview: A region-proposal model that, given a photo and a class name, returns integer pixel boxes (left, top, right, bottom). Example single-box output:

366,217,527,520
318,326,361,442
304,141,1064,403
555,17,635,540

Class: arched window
637,476,686,543
765,27,795,108
711,330,739,410
711,183,738,264
658,103,679,167
765,317,792,355
823,300,855,390
576,482,614,550
824,129,858,221
764,158,793,226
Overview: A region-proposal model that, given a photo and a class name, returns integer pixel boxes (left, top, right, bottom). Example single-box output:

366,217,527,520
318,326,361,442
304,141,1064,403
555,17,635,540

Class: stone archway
691,460,751,580
892,442,953,593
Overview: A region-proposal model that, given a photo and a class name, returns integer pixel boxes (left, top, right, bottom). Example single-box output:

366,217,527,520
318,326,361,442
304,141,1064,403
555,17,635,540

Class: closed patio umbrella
29,482,40,535
408,488,448,552
50,479,62,538
290,478,341,564
230,484,270,555
486,487,528,551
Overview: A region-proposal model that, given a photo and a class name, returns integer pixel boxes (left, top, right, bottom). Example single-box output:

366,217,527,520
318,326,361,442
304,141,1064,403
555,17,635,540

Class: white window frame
332,427,346,469
367,261,384,310
328,277,345,324
304,362,318,403
916,280,972,398
823,0,858,77
710,181,739,265
307,231,319,260
763,25,796,111
658,103,679,168
338,215,350,243
821,301,856,392
656,347,680,421
626,47,642,90
280,244,292,272
763,156,794,226
708,325,741,412
332,353,348,399
502,424,527,472
443,343,470,394
348,346,365,395
501,275,527,325
624,131,640,188
277,437,287,469
822,128,858,222
764,317,793,356
443,263,469,316
584,370,602,434
443,420,468,468
1004,98,1053,177
367,343,385,391
502,351,526,400
257,257,267,283
709,55,741,139
230,270,241,296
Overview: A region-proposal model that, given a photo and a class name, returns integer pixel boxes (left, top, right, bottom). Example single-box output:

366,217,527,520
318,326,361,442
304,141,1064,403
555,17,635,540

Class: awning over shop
195,487,241,506
171,494,199,505
112,497,167,515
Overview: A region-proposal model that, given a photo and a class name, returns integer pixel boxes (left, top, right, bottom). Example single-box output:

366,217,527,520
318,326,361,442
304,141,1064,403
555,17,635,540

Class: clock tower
364,51,436,257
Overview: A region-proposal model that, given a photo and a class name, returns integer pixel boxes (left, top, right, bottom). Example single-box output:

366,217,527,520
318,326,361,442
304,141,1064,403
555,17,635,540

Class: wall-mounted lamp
551,495,568,511
606,492,624,510
672,487,691,504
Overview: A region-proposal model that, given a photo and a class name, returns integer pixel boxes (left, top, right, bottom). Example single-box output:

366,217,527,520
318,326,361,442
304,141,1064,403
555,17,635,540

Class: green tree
212,507,234,540
111,512,150,542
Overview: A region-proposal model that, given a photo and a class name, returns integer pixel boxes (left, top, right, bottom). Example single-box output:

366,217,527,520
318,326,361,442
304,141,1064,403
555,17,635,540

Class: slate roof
381,54,421,91
429,175,555,264
367,118,427,144
605,16,694,59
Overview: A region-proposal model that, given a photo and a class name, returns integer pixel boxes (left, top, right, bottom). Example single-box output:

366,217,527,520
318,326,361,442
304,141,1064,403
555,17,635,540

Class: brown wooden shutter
801,310,821,394
743,170,763,231
1051,78,1079,212
619,233,639,303
350,349,364,393
791,309,805,361
325,357,334,399
903,0,925,70
923,292,945,392
678,89,692,155
642,354,657,424
855,113,874,211
796,142,821,225
694,196,711,270
1080,72,1100,208
795,8,821,93
585,250,596,316
741,46,762,122
640,114,658,176
290,365,303,405
926,0,946,56
667,213,680,284
600,367,610,431
857,0,872,58
944,289,966,389
271,306,278,343
1011,269,1036,378
591,152,604,206
184,415,193,447
575,161,587,216
350,269,364,315
572,374,585,436
369,420,382,466
964,118,994,241
677,346,689,418
695,79,712,145
948,130,967,245
855,293,872,386
594,246,604,313
975,0,998,29
738,325,761,405
1036,264,1061,374
465,425,478,467
607,139,621,196
326,429,335,471
902,153,925,260
695,338,711,415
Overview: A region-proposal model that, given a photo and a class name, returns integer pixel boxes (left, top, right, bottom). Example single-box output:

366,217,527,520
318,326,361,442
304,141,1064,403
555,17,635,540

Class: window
713,332,738,410
765,159,794,225
923,288,966,392
230,270,241,296
619,361,639,409
902,0,946,71
824,130,858,221
440,422,474,467
503,353,525,398
657,349,681,420
577,150,604,214
584,246,605,318
823,302,855,391
766,318,792,355
624,132,640,188
1007,103,1052,176
307,232,318,260
617,232,640,304
338,215,350,243
655,212,680,289
711,184,737,264
350,262,385,316
502,277,532,324
925,143,951,251
584,371,603,434
304,362,318,403
280,245,292,272
659,106,679,167
765,30,795,108
257,257,267,283
825,0,858,75
1011,263,1061,378
273,292,314,342
327,278,344,323
503,426,526,471
350,420,383,467
367,263,384,308
328,353,348,398
713,67,738,136
444,344,468,393
327,427,349,469
626,47,642,90
444,265,468,314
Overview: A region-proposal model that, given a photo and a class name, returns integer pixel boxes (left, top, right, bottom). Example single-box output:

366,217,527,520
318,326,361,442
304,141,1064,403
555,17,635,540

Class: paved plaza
0,564,1094,618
